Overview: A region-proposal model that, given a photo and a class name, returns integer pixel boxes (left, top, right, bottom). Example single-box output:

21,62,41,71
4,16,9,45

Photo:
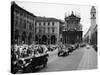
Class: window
48,27,50,33
24,20,26,29
29,23,32,30
31,24,33,30
35,28,38,33
52,22,54,26
39,28,42,33
27,21,29,29
15,9,19,14
43,22,46,27
48,22,50,26
93,14,95,17
43,28,45,33
52,28,55,33
15,16,18,26
35,22,37,26
22,19,24,27
27,15,29,18
43,22,45,26
20,18,22,25
19,10,22,16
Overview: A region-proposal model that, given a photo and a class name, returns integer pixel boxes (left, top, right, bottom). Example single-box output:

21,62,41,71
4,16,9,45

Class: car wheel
43,63,47,68
24,65,35,73
58,52,60,56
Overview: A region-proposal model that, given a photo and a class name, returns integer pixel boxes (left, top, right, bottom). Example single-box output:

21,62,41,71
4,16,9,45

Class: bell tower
90,6,96,27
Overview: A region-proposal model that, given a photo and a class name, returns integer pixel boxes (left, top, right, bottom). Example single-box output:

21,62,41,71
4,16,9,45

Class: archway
28,33,32,45
15,30,19,44
51,35,57,44
22,32,26,44
42,35,47,44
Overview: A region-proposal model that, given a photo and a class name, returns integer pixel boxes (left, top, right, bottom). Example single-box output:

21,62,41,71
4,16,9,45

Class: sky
15,1,95,36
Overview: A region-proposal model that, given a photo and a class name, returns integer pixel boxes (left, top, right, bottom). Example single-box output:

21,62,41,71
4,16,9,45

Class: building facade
84,6,97,45
62,11,83,44
11,2,36,45
58,20,65,42
34,17,60,44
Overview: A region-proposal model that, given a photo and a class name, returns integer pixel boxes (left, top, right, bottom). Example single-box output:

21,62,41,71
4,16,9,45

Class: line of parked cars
58,44,79,57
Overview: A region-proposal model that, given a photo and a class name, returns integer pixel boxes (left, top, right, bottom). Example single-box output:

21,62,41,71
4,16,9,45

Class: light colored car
86,45,90,49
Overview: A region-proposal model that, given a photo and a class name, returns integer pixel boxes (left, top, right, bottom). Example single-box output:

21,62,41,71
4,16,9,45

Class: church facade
62,11,83,44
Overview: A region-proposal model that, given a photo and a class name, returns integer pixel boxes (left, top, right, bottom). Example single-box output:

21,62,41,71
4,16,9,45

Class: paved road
77,46,97,70
39,46,97,72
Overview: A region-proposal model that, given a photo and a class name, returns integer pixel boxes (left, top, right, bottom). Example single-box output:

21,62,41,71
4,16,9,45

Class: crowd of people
11,44,49,62
11,41,59,62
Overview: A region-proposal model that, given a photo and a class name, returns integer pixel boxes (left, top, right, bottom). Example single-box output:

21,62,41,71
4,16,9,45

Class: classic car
13,53,49,73
58,45,69,56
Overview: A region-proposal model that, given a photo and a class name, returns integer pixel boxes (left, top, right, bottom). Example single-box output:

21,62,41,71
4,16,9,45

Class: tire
58,52,60,56
43,63,47,68
24,65,35,73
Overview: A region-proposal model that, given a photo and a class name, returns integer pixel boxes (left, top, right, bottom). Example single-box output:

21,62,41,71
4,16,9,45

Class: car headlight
30,59,32,61
17,59,25,67
13,61,17,65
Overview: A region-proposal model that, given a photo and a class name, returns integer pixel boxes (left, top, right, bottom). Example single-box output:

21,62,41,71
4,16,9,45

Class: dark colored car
74,44,79,49
13,54,49,73
58,50,69,56
67,45,76,53
24,54,48,73
80,43,86,47
58,45,69,57
68,47,73,53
